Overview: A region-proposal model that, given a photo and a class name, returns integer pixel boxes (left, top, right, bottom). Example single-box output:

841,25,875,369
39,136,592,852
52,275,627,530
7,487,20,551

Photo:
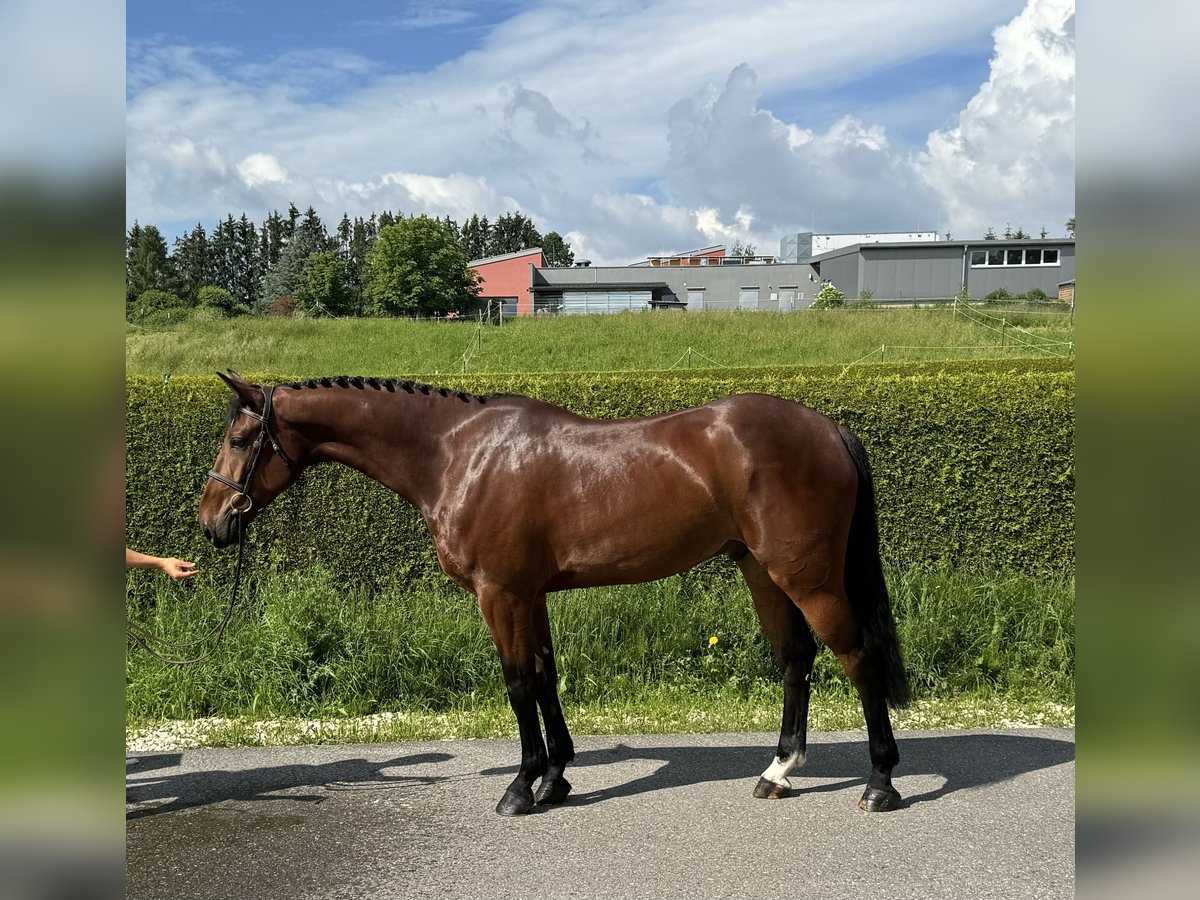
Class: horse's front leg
531,596,575,804
478,585,548,816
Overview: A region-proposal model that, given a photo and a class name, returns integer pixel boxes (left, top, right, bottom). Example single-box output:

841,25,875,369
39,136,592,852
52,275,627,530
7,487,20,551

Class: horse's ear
216,371,262,410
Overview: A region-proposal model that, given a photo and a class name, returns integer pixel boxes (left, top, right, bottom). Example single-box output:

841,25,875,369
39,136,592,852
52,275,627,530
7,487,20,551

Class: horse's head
199,371,303,548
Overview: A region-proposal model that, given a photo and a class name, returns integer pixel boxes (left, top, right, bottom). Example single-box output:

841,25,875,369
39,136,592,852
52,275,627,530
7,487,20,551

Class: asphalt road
126,728,1074,900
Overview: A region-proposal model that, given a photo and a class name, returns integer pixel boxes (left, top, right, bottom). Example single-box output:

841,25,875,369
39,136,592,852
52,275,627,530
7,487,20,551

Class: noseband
207,384,294,511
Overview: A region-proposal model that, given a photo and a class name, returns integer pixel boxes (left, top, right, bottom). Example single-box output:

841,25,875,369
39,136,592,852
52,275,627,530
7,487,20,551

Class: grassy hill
126,306,1074,377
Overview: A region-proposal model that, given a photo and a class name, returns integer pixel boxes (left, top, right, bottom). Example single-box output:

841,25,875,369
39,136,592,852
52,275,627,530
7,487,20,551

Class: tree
127,223,171,304
1011,227,1031,240
488,211,541,256
295,251,354,316
363,215,481,317
730,239,757,258
1040,225,1048,239
541,231,574,267
460,214,490,260
810,282,845,309
169,223,210,304
1066,216,1075,238
261,227,324,312
1003,224,1013,240
983,226,997,240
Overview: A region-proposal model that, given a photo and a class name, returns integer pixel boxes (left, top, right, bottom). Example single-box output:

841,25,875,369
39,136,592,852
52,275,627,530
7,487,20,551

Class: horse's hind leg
477,585,549,816
790,584,902,812
531,595,575,805
738,555,818,800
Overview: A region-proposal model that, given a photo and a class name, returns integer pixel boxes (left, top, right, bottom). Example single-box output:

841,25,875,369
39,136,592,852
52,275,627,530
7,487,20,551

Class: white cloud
915,0,1075,236
236,153,288,187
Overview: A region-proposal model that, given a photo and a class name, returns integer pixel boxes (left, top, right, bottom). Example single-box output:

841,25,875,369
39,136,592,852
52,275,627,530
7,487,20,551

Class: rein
126,384,292,667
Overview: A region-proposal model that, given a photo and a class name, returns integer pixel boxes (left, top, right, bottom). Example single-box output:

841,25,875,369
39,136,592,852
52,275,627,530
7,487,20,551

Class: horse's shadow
127,732,1073,820
481,732,1075,811
126,751,453,819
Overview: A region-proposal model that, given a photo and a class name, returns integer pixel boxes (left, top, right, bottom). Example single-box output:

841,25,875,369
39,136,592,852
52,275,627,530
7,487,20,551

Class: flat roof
530,281,669,293
808,238,1076,263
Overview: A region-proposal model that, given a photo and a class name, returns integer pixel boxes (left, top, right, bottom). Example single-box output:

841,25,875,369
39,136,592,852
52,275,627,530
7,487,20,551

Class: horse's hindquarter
431,395,853,592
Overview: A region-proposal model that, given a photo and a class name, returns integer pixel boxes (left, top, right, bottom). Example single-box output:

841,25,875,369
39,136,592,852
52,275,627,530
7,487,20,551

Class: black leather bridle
206,384,295,510
128,384,294,666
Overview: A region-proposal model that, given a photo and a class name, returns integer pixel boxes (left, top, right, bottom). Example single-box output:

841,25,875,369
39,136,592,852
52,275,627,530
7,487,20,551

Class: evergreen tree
488,211,541,256
336,213,352,259
127,223,171,305
234,214,260,309
262,210,286,268
260,226,324,311
297,206,328,250
983,226,997,240
125,221,143,304
460,214,491,260
1012,226,1030,240
170,223,210,304
1066,216,1075,237
363,215,480,317
541,231,574,267
378,210,396,229
286,203,300,239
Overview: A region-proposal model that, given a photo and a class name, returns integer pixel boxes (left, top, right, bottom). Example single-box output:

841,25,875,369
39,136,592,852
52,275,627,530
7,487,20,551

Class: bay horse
199,371,909,816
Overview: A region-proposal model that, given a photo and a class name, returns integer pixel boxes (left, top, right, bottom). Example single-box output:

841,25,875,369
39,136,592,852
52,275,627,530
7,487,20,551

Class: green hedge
126,358,1074,591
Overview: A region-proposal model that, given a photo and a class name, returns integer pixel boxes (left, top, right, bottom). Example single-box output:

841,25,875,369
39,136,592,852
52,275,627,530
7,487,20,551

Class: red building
469,247,545,317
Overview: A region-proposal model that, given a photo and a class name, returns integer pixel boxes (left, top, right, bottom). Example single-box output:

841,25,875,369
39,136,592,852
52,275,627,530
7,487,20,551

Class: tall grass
126,565,1073,723
125,308,1074,377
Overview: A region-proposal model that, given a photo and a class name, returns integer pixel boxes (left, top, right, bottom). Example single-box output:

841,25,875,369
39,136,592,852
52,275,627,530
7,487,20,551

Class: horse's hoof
535,775,572,805
858,785,902,812
496,787,535,816
752,777,790,800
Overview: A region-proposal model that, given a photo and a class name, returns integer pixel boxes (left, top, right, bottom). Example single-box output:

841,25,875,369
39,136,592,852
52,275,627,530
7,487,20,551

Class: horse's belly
548,498,732,589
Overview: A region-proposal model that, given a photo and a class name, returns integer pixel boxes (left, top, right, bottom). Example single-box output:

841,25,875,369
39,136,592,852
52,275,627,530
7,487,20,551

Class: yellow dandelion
708,635,719,647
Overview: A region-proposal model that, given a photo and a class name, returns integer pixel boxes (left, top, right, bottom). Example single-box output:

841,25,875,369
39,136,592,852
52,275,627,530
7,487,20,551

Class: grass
125,306,1075,377
126,565,1074,741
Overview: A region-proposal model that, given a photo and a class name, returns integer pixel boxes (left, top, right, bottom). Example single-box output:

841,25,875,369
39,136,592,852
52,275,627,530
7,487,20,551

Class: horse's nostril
203,525,213,543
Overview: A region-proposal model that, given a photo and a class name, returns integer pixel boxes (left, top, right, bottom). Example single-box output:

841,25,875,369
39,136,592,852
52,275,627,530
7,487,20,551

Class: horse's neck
296,388,456,513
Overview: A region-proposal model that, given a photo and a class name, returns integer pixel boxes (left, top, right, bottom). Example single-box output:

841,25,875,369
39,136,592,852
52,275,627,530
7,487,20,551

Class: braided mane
279,376,491,404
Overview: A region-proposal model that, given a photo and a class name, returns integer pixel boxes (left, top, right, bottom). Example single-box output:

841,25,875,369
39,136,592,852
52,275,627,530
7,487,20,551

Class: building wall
471,249,544,315
533,262,820,312
817,241,1077,302
861,244,965,300
964,244,1075,299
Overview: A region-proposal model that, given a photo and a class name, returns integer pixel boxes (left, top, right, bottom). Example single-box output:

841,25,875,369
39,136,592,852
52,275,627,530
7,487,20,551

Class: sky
126,0,1075,265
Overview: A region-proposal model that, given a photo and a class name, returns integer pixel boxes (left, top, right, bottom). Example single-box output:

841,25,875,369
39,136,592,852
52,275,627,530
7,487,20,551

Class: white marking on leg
761,750,806,788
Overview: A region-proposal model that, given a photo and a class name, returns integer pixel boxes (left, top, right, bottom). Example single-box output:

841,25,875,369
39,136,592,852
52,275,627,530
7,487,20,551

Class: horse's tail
838,425,910,709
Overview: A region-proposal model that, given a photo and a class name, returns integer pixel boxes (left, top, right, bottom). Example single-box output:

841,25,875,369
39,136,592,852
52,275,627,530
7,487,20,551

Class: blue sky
127,0,1074,264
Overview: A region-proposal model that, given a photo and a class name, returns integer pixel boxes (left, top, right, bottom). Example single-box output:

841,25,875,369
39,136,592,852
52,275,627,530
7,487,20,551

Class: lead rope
125,510,248,666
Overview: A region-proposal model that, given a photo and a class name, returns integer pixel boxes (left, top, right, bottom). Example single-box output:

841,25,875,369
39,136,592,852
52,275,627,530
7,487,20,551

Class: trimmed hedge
126,358,1074,591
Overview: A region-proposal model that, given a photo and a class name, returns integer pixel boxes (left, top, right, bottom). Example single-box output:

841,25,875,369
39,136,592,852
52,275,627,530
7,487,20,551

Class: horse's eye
229,437,247,450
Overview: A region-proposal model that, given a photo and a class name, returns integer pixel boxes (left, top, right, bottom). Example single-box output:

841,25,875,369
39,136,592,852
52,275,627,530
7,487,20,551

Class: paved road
126,728,1074,900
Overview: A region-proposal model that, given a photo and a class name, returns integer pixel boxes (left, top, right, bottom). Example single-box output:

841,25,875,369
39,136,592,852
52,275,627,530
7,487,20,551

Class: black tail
838,425,910,709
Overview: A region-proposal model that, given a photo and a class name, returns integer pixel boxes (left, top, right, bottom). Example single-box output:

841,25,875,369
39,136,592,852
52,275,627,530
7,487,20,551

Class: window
971,247,1064,266
738,287,759,310
561,289,652,315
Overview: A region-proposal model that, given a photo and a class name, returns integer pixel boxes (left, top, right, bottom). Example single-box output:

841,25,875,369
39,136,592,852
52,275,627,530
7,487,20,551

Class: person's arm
125,547,198,580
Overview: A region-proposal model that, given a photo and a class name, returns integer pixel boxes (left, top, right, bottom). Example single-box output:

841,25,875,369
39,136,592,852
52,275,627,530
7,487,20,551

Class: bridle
205,384,295,511
127,384,294,666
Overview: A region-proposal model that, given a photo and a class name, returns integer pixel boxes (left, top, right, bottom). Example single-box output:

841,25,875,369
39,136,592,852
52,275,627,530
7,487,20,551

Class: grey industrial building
809,238,1076,302
521,238,1075,314
530,259,822,313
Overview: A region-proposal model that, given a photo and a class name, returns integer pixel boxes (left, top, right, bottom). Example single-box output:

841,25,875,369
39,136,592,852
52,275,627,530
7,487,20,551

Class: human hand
159,558,198,580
